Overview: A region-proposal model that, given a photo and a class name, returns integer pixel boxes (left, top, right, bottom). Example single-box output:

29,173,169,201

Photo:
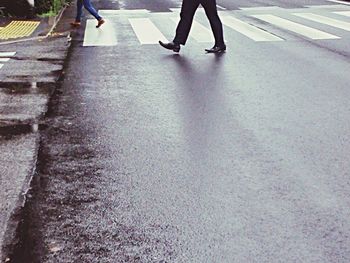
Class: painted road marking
294,13,350,31
99,9,149,16
0,52,16,57
0,52,15,70
334,11,350,17
0,21,40,40
169,8,181,13
81,10,350,46
216,5,227,10
129,18,168,44
83,19,117,46
169,7,210,14
304,4,350,9
221,16,283,41
171,17,214,42
326,0,350,6
251,14,340,39
239,6,280,11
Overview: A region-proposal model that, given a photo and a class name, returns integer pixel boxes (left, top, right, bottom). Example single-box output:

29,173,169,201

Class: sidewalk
0,5,73,261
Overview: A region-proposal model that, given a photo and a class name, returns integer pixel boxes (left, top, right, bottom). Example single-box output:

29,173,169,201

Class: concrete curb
0,4,68,46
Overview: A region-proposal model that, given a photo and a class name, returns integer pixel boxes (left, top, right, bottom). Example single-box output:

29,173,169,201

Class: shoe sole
205,48,226,53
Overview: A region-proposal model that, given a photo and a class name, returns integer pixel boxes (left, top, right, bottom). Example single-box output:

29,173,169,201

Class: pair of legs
173,0,225,47
72,0,105,28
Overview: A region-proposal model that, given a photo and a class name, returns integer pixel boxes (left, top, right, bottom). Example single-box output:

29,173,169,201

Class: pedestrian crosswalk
221,16,284,42
0,52,16,70
293,13,350,31
251,14,340,40
333,10,350,17
83,5,350,46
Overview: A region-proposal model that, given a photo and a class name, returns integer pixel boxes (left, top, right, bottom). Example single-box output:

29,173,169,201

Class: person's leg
75,0,83,22
70,0,83,26
82,0,102,21
82,0,105,27
173,0,200,45
201,0,225,47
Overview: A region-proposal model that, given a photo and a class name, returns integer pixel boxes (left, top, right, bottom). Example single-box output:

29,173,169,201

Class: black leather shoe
159,41,180,53
205,45,226,53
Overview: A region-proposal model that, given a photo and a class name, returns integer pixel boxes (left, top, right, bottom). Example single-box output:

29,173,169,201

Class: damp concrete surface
0,32,70,261
0,35,70,83
0,83,57,261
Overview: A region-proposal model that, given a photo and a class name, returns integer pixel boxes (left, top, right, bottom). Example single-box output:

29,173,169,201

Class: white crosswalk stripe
326,0,350,6
216,5,227,11
0,52,16,57
304,4,350,9
334,11,350,17
129,18,168,44
294,13,350,31
83,19,117,46
239,6,280,11
0,52,16,70
221,16,283,42
251,14,340,39
99,9,150,16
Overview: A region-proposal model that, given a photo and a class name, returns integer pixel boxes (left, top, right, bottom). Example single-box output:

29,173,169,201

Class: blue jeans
75,0,102,22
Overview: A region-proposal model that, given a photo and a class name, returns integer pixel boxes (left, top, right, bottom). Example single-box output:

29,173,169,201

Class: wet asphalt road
14,0,350,262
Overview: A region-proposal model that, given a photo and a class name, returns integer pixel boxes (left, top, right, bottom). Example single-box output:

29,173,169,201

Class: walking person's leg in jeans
76,0,83,22
201,0,225,48
173,0,200,45
82,0,105,27
70,0,83,26
82,0,101,21
70,0,105,27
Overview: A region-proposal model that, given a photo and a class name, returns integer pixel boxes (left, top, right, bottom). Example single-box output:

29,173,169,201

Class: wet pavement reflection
0,82,56,95
0,82,55,138
0,123,41,138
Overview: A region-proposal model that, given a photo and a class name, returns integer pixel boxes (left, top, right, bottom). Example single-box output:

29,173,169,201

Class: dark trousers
173,0,225,47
